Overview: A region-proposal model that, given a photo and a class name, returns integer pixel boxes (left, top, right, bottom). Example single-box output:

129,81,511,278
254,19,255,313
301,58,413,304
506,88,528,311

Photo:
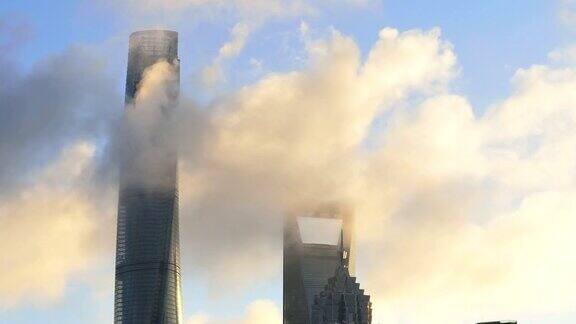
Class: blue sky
2,1,576,323
3,0,564,107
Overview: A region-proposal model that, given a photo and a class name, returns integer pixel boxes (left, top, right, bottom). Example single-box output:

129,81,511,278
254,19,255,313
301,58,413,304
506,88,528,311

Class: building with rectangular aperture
283,205,358,324
114,30,183,324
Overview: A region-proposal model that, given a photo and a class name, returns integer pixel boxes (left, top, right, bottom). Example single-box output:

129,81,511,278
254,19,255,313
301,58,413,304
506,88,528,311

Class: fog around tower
2,2,576,323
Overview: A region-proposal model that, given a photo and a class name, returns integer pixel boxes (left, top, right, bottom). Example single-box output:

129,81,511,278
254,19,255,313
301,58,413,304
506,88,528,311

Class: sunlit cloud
0,143,99,308
186,299,281,324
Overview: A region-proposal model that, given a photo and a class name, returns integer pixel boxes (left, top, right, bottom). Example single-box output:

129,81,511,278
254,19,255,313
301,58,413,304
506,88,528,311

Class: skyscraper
283,205,360,324
114,30,183,324
311,265,372,324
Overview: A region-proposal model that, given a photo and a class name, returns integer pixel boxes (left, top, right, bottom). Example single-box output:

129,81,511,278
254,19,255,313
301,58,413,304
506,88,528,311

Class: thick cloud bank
0,20,121,308
0,144,99,308
187,299,281,324
0,44,120,193
181,28,576,322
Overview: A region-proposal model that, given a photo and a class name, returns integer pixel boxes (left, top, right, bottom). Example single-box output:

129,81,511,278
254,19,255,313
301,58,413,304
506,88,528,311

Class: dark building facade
283,206,368,324
114,30,183,324
311,265,372,324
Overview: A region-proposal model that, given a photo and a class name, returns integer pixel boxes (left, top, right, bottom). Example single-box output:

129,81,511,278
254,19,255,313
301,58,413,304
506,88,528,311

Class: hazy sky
2,1,576,323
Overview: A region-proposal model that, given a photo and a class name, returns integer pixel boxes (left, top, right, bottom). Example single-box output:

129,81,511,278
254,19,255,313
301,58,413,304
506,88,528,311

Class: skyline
2,1,576,323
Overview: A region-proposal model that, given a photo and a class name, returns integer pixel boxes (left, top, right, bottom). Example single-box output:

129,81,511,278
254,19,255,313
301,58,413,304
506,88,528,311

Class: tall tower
114,30,183,324
310,265,372,324
283,205,355,324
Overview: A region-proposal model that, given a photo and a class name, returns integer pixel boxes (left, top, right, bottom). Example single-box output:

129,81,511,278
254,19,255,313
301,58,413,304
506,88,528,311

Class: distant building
311,265,372,324
477,322,517,324
113,30,183,324
283,205,371,324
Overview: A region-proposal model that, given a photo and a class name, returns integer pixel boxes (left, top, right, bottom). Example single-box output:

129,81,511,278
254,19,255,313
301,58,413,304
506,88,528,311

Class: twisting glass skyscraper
114,30,183,324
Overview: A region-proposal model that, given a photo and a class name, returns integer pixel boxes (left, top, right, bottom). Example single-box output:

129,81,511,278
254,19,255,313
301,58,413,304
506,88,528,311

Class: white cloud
200,22,254,87
111,0,376,89
548,44,576,63
0,143,99,308
180,27,576,323
186,299,281,324
559,0,576,29
186,312,210,324
109,0,315,25
178,26,458,302
361,58,576,323
241,299,282,324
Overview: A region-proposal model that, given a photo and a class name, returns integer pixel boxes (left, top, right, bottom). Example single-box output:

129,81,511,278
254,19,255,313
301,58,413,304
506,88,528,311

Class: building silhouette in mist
114,30,183,324
311,265,372,324
283,205,371,323
477,321,517,324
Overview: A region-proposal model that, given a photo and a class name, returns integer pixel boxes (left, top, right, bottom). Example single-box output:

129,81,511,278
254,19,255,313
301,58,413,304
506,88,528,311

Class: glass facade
283,216,310,324
299,244,340,319
114,30,183,324
310,265,372,324
283,207,355,324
